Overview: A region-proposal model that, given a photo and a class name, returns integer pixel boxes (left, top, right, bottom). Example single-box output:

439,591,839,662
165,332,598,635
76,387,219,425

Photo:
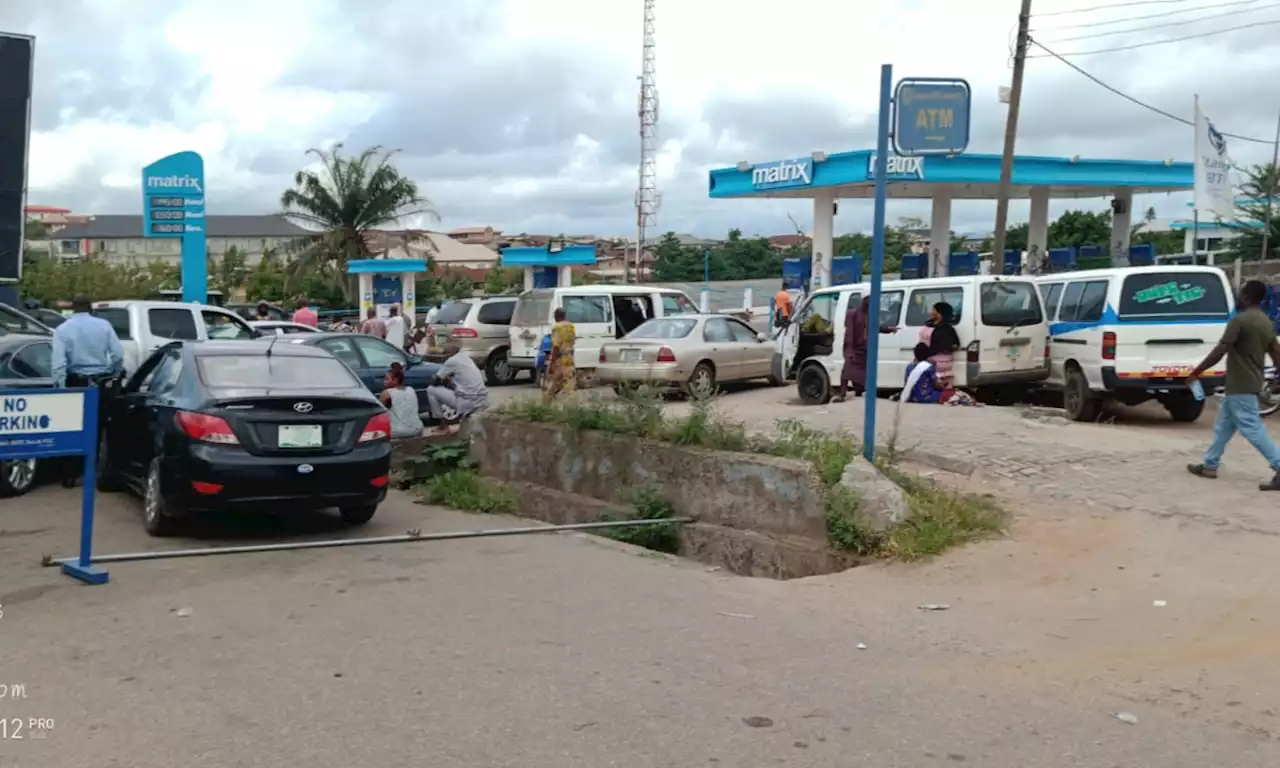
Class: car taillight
1102,331,1117,361
370,475,389,488
965,340,980,364
176,411,240,445
599,347,608,363
451,327,479,338
359,412,391,442
656,346,676,363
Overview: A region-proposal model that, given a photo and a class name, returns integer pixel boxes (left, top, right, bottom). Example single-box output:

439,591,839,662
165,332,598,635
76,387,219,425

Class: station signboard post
0,387,107,584
142,151,207,304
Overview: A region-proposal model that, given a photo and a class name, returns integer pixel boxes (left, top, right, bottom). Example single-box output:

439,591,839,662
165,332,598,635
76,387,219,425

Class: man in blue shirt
52,294,125,486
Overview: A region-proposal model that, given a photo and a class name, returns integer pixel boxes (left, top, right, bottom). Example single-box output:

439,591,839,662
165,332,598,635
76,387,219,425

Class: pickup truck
92,300,261,375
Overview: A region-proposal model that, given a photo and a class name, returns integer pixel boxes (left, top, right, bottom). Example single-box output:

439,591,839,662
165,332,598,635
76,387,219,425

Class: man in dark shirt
1187,280,1280,489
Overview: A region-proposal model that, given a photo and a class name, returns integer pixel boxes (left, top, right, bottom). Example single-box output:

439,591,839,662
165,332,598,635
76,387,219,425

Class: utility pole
1261,109,1280,262
635,0,660,285
990,0,1033,268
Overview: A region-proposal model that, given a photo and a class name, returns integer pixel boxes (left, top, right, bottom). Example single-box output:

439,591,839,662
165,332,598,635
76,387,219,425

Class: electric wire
1038,0,1205,17
1026,18,1280,56
1038,0,1280,42
1028,38,1275,144
1039,0,1268,29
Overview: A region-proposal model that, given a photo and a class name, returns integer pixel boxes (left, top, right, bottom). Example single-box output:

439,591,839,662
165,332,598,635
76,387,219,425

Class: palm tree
280,144,436,303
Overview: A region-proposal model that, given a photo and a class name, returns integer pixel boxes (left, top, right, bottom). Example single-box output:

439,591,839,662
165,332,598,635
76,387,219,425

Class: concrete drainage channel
464,415,906,580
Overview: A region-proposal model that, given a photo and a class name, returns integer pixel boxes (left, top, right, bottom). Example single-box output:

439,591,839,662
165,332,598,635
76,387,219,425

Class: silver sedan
596,314,781,398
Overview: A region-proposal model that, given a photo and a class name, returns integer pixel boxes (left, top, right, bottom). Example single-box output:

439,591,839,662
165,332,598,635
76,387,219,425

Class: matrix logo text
751,158,812,188
147,175,202,193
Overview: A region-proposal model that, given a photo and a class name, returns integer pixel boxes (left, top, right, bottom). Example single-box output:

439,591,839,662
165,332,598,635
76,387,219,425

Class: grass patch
877,466,1008,560
417,469,518,514
757,419,858,487
599,484,682,555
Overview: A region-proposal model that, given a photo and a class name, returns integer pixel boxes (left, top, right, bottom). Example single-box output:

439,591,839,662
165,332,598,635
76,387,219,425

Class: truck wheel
797,364,831,406
1063,367,1099,422
1165,393,1205,423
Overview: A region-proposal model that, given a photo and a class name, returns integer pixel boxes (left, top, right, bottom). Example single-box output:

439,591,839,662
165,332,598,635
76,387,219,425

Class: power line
1026,17,1280,55
1040,0,1277,40
1028,37,1275,144
1039,0,1268,30
1038,0,1201,17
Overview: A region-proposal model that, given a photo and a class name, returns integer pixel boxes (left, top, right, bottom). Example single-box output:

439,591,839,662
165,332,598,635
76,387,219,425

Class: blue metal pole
704,249,710,284
863,63,893,463
78,386,99,567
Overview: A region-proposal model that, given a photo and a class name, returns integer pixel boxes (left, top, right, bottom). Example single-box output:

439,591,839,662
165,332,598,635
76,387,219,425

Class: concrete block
838,457,909,531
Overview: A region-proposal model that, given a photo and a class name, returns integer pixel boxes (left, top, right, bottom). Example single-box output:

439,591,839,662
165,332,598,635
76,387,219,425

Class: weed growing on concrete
878,466,1007,560
758,419,858,487
600,484,682,555
417,469,518,514
823,486,884,555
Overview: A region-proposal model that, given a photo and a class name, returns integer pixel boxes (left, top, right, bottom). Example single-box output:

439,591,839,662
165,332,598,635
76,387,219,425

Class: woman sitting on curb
902,343,979,407
380,362,425,439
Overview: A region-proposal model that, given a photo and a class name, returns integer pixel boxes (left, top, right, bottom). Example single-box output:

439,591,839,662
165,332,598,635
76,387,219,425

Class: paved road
3,483,1280,766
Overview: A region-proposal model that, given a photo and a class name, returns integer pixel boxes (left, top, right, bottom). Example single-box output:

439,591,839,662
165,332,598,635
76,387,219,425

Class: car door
726,317,771,378
201,309,256,340
873,289,906,387
701,318,742,380
902,285,964,386
111,349,172,479
1055,279,1109,388
145,306,200,356
560,293,615,367
6,340,53,381
348,335,438,411
315,336,371,384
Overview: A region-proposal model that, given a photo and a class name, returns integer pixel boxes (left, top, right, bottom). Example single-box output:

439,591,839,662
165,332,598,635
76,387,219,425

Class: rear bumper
1101,367,1225,392
965,364,1050,386
509,355,537,371
168,441,392,513
596,362,688,386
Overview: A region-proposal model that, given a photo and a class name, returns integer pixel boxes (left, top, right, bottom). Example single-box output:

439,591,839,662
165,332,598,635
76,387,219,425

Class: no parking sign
0,388,108,585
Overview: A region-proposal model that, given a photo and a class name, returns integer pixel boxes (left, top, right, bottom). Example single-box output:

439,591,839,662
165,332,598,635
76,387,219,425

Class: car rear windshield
628,318,697,339
197,355,361,389
92,308,132,340
1119,272,1230,319
512,292,554,326
434,301,472,325
980,281,1043,327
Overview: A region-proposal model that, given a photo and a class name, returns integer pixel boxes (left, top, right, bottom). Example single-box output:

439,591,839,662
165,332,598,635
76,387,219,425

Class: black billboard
0,33,33,284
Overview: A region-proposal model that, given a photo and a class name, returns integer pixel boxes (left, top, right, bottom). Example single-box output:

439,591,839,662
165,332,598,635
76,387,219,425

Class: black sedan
0,333,55,497
258,332,442,415
97,341,392,536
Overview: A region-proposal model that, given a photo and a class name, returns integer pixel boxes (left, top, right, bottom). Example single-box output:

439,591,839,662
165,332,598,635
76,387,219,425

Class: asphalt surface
3,471,1280,766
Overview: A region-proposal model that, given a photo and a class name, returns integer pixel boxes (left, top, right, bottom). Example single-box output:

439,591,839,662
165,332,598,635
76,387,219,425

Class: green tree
1048,209,1112,248
19,256,178,304
483,264,517,295
1227,162,1280,262
207,246,248,297
244,249,287,302
280,143,435,302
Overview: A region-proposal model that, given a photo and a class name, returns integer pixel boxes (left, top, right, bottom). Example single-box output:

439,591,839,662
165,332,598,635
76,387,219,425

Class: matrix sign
141,151,207,303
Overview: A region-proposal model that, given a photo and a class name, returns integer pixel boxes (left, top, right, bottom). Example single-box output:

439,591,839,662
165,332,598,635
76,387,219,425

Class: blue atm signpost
864,70,971,461
0,388,108,584
142,151,207,304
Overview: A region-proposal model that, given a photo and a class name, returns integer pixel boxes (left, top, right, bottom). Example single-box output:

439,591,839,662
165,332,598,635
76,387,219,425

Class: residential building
446,226,502,248
768,233,810,251
40,215,311,266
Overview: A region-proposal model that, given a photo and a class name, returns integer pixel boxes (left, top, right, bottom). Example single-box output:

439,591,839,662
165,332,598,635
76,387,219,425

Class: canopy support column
1028,186,1050,272
1110,189,1133,267
929,189,952,277
811,190,835,290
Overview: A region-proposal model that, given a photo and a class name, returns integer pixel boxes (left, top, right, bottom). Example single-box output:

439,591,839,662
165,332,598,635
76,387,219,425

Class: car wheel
685,362,717,400
95,432,123,493
339,504,378,525
485,348,516,386
0,459,38,498
1063,367,1099,422
1165,393,1205,423
797,364,831,406
142,457,180,537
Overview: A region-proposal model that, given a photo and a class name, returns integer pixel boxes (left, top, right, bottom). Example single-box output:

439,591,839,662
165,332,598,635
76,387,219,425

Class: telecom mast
634,0,659,282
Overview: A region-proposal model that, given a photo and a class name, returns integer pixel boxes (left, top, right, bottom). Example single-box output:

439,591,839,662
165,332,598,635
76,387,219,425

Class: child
903,342,978,406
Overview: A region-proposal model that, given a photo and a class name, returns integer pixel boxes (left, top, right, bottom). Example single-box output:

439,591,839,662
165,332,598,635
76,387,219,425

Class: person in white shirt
424,302,442,325
385,303,407,351
426,342,488,424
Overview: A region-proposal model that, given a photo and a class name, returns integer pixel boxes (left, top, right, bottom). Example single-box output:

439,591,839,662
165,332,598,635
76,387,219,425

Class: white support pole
557,266,573,287
523,267,534,291
699,289,711,313
743,287,753,310
929,188,952,277
811,191,835,290
402,273,416,327
1110,189,1133,267
1028,186,1049,272
358,274,373,319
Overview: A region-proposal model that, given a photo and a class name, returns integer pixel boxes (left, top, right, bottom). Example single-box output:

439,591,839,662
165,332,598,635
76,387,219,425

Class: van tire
1063,367,1099,422
797,363,831,406
484,347,516,386
1165,393,1205,423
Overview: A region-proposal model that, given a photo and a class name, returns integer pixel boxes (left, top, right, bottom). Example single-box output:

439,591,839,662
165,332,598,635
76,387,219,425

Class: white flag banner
1193,96,1234,221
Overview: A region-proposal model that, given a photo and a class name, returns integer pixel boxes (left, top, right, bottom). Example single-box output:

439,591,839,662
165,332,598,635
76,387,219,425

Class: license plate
621,349,642,363
278,424,323,448
428,345,442,354
435,333,449,345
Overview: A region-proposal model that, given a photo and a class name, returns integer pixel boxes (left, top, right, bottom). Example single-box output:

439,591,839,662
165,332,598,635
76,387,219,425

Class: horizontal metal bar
48,517,694,566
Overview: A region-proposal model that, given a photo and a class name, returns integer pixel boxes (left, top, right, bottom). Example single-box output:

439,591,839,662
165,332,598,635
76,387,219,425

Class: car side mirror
406,354,423,366
757,332,769,343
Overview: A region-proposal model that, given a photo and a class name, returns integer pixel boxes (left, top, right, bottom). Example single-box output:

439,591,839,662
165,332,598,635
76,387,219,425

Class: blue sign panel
372,275,403,305
750,157,814,191
142,151,207,304
0,390,92,460
892,79,971,157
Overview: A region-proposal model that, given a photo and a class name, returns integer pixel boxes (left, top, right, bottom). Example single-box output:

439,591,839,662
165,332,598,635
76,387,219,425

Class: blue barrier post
863,63,892,462
0,387,108,584
768,296,776,335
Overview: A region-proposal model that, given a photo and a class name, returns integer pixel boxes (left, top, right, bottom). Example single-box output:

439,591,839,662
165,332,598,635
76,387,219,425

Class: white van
1035,265,1234,423
776,275,1050,404
507,285,700,376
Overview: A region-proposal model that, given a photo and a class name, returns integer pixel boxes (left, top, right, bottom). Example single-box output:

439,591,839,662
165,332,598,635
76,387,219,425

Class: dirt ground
4,384,1280,765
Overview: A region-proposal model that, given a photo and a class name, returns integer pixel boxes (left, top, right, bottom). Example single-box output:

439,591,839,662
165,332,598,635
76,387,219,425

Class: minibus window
1119,272,1230,319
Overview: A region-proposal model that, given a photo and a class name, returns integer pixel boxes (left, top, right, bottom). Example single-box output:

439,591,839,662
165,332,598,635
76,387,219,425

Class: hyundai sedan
97,341,392,536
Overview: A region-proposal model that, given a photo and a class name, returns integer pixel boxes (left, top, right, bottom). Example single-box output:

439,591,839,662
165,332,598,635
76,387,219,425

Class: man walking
774,281,793,328
51,294,125,487
360,307,387,339
385,304,407,351
293,299,318,328
1187,279,1280,489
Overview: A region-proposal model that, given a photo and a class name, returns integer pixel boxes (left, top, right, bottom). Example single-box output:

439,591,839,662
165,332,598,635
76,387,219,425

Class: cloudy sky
4,0,1280,239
